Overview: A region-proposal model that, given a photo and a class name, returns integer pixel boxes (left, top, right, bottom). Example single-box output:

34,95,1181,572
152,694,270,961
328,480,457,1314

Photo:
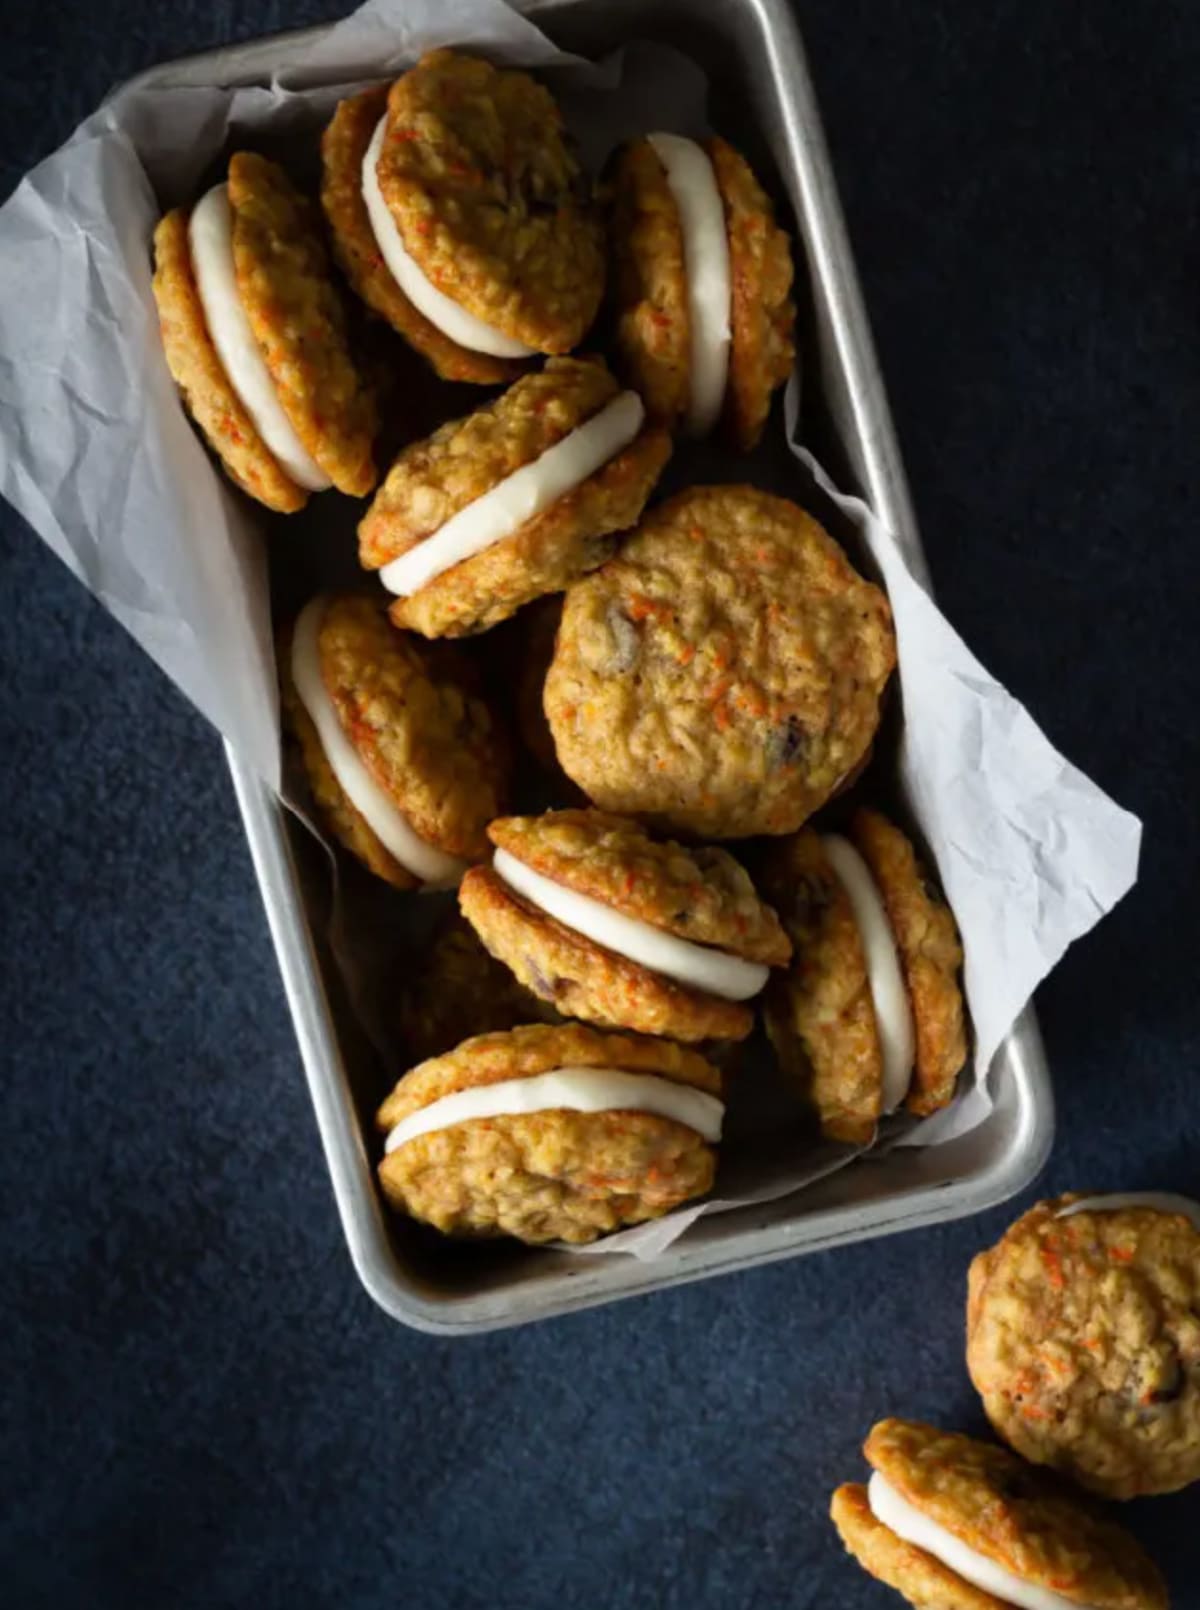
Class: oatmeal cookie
457,809,787,1041
376,1022,721,1243
280,594,509,886
377,50,605,354
761,830,883,1144
966,1193,1200,1498
545,485,895,838
458,866,755,1043
151,208,306,513
832,1418,1166,1610
607,133,794,448
320,85,525,385
709,135,796,452
850,808,966,1116
359,357,670,636
227,152,376,496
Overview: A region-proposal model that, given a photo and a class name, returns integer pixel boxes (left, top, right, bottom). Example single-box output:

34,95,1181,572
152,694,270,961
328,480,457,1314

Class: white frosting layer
188,185,331,491
384,1065,724,1154
823,836,915,1112
1057,1193,1200,1232
493,847,769,1002
378,391,645,598
361,115,536,360
867,1474,1094,1610
291,597,466,888
646,133,731,437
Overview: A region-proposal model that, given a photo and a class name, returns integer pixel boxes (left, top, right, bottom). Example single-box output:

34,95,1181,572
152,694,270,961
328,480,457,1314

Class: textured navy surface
3,3,1199,1607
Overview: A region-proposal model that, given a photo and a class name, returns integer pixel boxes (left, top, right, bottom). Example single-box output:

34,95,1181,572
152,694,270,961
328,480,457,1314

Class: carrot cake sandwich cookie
280,593,509,890
459,808,791,1043
545,485,895,838
967,1191,1200,1499
376,1023,724,1244
152,151,376,511
608,132,795,449
321,50,605,383
762,808,967,1143
831,1418,1167,1610
358,357,670,637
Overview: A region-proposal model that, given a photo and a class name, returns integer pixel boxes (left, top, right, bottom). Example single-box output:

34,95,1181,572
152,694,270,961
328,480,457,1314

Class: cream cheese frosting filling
867,1473,1096,1610
822,835,915,1112
291,596,466,888
492,847,769,1002
188,185,332,491
383,1066,725,1154
362,114,537,360
1056,1192,1200,1231
646,133,732,437
377,391,645,597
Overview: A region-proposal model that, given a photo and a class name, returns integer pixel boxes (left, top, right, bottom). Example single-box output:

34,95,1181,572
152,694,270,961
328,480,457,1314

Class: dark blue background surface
3,3,1199,1606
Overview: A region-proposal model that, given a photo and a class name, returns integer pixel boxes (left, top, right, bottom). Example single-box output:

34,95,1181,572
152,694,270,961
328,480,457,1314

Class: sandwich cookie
967,1192,1200,1498
376,1022,723,1244
831,1418,1166,1610
458,809,791,1043
763,810,967,1142
359,357,671,637
608,132,795,449
545,486,895,839
281,594,509,890
322,51,604,380
152,152,376,512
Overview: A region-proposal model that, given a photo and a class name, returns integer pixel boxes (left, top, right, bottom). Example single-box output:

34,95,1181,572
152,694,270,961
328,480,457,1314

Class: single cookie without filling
967,1191,1200,1499
545,485,895,838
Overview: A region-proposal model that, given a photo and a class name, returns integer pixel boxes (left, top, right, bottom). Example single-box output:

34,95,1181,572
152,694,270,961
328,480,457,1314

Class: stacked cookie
150,47,969,1250
830,1191,1199,1606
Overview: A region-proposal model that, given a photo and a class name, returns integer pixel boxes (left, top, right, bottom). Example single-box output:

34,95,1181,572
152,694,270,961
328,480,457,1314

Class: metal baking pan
131,0,1054,1332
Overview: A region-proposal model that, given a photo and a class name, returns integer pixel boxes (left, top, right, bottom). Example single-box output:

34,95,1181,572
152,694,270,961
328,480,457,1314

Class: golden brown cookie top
376,50,605,354
359,356,620,568
488,809,790,964
319,85,524,386
761,829,883,1143
865,1419,1167,1610
709,134,795,452
850,809,966,1115
227,152,376,497
966,1193,1200,1499
151,208,306,514
314,594,508,861
545,485,896,839
377,1020,721,1133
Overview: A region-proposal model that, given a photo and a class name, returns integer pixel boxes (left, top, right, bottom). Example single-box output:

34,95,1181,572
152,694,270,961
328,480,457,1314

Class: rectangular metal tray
134,0,1053,1332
